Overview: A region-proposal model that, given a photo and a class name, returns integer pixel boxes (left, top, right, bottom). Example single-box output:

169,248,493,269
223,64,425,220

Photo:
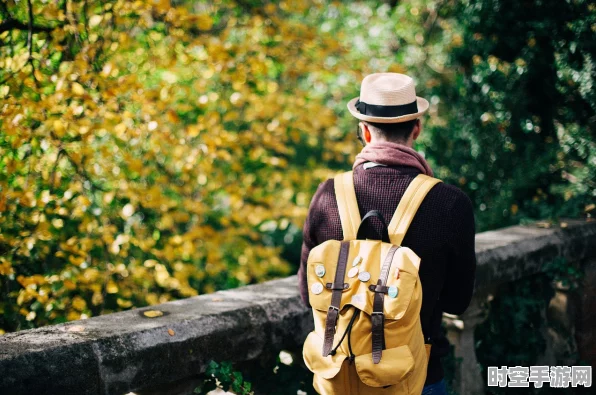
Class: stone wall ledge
1,219,595,395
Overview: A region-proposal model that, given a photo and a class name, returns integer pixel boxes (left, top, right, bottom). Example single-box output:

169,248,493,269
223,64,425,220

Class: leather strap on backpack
322,241,350,356
371,245,400,363
387,174,442,247
334,171,361,241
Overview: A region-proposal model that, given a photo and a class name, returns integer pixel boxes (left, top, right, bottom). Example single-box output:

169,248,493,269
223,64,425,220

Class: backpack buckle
368,284,389,294
326,282,349,290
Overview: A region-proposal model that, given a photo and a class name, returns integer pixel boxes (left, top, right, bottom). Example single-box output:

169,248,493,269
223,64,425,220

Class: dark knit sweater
297,163,476,386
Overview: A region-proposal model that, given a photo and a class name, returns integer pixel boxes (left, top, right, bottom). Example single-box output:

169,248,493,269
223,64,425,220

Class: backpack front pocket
354,344,415,387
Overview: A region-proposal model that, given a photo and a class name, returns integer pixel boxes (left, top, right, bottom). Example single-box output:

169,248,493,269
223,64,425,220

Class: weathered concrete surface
1,220,595,395
475,219,596,291
0,277,312,395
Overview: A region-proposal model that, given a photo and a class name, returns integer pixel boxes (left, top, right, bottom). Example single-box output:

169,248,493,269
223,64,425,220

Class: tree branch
0,17,57,33
27,0,34,57
65,0,80,43
0,0,62,35
26,0,40,87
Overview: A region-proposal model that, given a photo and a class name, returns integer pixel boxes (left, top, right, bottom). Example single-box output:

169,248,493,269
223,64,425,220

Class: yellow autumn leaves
0,0,361,332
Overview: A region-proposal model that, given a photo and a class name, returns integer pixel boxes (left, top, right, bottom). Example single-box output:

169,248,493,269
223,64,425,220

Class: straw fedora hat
347,73,429,123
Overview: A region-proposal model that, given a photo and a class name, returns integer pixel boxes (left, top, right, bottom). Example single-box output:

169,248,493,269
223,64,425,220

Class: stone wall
1,220,594,395
446,219,596,394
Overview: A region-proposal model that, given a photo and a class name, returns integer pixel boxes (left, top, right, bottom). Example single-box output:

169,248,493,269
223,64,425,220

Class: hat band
355,99,418,118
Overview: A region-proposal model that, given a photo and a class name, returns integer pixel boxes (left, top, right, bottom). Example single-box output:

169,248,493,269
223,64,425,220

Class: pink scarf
353,141,434,176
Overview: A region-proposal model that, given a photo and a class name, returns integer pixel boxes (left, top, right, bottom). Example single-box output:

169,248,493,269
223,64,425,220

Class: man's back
298,163,476,385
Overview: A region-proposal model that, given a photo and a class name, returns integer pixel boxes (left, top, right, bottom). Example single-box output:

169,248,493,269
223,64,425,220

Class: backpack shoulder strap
333,171,361,241
388,174,442,247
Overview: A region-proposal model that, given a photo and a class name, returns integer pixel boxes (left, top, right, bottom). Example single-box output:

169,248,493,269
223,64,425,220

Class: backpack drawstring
347,312,356,364
329,307,359,361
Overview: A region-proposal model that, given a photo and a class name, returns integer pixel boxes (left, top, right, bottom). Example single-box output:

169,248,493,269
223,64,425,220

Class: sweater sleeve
298,215,315,308
440,192,477,315
297,181,329,308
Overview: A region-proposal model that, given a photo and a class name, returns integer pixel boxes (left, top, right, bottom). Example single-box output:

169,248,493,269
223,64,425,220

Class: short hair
363,119,418,142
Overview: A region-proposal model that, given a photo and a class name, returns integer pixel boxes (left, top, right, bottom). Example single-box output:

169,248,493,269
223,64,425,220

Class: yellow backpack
302,171,442,395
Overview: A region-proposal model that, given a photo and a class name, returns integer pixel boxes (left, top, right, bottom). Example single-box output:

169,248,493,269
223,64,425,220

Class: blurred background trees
1,0,594,333
432,0,596,229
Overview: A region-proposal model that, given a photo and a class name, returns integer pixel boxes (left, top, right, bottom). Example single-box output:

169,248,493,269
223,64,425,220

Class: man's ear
411,119,422,141
361,122,372,143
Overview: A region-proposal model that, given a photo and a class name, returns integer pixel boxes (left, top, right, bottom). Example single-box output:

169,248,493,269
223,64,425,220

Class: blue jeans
422,379,447,395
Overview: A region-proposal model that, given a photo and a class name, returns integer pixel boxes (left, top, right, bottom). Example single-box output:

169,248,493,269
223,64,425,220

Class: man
298,73,476,394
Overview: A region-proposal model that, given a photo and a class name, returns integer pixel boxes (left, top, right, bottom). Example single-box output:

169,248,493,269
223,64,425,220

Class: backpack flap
375,246,421,321
306,240,420,322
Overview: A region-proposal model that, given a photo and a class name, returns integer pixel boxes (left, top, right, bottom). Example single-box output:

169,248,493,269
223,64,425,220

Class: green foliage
195,352,314,395
544,256,583,290
475,275,553,374
475,257,586,394
240,351,315,395
426,0,596,230
440,330,461,395
195,361,253,395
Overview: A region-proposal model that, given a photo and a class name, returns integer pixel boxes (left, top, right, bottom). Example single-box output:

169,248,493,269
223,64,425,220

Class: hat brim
347,96,430,123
